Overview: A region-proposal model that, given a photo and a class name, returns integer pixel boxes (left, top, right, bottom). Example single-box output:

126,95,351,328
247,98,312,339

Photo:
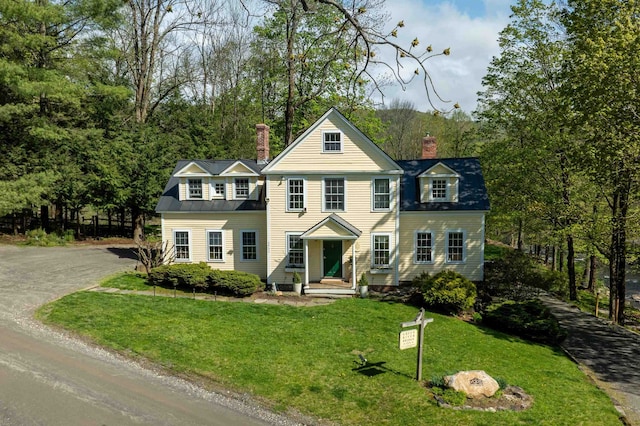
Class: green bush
209,269,262,297
482,251,568,301
418,270,476,315
483,300,567,344
148,264,264,297
148,263,210,290
23,228,73,246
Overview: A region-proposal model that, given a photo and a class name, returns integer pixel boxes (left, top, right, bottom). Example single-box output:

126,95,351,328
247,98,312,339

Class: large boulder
444,370,500,398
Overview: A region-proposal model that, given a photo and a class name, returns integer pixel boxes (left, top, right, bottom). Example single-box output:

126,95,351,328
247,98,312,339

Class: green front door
323,240,342,278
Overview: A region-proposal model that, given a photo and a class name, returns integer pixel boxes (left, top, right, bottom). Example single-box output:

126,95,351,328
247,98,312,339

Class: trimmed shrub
148,262,210,290
483,300,567,344
208,270,262,297
418,270,476,315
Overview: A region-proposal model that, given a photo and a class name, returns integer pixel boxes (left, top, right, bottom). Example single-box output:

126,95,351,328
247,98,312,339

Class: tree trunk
131,206,144,244
40,205,49,232
609,188,628,325
567,234,577,300
551,246,556,271
588,255,597,292
517,218,524,251
283,4,299,146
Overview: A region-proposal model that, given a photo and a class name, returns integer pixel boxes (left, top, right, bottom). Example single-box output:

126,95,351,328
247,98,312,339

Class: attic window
323,132,342,152
431,179,447,200
187,179,203,199
234,178,249,199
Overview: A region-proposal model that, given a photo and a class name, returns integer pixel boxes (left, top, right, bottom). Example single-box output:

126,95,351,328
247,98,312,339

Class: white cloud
371,0,513,114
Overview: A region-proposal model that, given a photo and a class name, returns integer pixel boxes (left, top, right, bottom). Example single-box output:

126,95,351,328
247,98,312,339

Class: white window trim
370,232,392,272
414,230,435,264
240,229,259,262
321,176,347,212
286,177,306,212
186,178,204,200
322,130,343,153
210,179,226,199
233,178,250,200
446,229,467,264
429,178,448,202
173,229,192,262
285,232,304,269
206,229,225,262
371,177,392,212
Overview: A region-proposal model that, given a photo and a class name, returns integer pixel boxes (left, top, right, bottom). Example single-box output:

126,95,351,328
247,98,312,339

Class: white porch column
351,241,356,290
304,239,309,287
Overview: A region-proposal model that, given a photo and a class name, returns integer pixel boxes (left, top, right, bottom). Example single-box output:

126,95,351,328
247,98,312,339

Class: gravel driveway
0,244,299,426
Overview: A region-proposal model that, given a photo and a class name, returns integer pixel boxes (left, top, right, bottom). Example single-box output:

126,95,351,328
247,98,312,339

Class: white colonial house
156,108,490,295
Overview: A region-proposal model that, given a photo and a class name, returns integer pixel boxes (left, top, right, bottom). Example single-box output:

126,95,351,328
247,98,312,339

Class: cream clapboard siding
267,174,399,287
270,117,394,172
398,211,485,281
162,212,267,278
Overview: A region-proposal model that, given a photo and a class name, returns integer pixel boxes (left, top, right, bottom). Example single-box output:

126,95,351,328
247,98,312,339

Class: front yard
36,276,621,426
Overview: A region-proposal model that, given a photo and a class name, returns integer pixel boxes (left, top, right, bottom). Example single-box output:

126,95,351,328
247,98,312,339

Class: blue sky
376,0,517,113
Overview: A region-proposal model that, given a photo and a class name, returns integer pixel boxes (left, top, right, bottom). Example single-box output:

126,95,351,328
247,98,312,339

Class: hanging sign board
399,329,418,350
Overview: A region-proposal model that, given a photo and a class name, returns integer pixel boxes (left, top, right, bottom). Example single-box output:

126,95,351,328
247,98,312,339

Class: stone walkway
540,295,640,425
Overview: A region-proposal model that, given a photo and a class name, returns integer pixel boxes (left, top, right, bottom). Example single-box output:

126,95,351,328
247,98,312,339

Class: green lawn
37,289,620,425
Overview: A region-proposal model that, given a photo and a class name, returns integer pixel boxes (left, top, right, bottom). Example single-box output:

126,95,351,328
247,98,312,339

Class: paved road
540,295,640,426
0,245,295,426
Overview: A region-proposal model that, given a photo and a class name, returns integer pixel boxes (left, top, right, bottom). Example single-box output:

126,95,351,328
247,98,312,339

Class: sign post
400,308,433,381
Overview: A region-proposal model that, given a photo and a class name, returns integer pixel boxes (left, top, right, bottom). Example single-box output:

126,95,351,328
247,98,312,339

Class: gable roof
418,162,460,178
155,159,266,213
300,214,362,240
261,107,403,174
397,158,490,212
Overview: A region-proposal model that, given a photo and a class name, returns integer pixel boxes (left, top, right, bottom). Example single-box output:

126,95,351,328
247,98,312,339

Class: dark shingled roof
156,158,489,213
155,160,266,213
396,158,490,211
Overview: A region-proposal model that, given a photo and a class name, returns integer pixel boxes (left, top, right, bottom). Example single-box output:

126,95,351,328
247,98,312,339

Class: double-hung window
373,178,391,211
324,178,345,211
447,231,465,263
174,230,191,261
372,234,390,268
212,181,225,198
287,233,304,267
431,179,447,200
415,231,433,263
241,230,258,261
207,230,224,262
234,178,249,199
187,179,203,199
287,178,305,211
323,131,342,152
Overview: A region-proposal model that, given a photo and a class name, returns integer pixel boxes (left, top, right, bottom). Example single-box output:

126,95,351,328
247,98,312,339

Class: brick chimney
256,124,270,164
421,135,437,159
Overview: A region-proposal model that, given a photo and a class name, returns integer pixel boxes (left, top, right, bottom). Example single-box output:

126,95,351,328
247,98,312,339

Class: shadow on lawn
352,360,413,379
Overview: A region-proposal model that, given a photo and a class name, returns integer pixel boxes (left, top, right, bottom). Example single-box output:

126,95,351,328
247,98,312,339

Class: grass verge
37,291,620,426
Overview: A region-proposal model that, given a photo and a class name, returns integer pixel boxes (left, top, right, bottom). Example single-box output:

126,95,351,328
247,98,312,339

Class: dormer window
323,131,342,152
431,179,447,200
212,181,225,199
419,163,460,204
234,178,249,199
187,179,203,199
